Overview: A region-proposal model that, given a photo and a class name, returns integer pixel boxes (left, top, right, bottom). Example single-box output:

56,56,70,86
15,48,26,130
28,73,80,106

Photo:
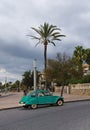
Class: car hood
19,96,30,103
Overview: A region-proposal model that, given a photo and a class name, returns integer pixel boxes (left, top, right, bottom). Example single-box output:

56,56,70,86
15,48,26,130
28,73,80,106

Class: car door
37,91,52,104
37,92,46,104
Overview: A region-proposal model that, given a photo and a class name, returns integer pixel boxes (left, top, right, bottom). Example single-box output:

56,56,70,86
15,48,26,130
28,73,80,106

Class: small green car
19,89,64,109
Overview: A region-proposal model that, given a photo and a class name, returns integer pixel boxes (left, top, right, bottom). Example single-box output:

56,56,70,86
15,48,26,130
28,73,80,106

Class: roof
82,63,90,67
35,89,48,93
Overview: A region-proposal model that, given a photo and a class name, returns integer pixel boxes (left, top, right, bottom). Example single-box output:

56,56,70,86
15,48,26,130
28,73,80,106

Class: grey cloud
0,38,43,59
0,0,90,82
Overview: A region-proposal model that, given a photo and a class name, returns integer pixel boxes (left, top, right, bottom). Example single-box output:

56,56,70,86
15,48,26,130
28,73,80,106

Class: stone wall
55,83,90,95
70,83,90,95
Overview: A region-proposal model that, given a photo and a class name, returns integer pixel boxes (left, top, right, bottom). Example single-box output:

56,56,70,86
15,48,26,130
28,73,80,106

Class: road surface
0,101,90,130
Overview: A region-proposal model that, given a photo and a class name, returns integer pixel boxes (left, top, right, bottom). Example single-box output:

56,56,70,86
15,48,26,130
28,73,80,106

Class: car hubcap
31,104,37,109
58,100,63,106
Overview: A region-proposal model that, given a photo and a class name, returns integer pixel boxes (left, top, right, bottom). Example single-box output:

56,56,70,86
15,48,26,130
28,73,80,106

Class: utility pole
33,59,37,91
5,77,7,94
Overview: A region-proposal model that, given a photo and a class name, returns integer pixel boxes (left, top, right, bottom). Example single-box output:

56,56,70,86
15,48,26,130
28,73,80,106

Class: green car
19,89,64,109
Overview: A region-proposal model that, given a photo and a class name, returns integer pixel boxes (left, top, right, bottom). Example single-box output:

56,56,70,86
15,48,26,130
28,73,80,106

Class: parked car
19,89,64,109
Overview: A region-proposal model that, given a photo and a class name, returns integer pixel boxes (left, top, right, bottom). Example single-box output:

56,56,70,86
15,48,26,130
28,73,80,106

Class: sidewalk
0,91,90,110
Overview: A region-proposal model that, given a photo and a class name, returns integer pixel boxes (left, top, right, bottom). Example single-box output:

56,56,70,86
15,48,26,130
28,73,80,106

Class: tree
46,52,86,95
0,82,2,92
21,70,40,90
73,46,87,65
15,80,20,92
22,71,33,90
11,80,20,91
46,53,76,95
86,48,90,64
73,46,87,77
28,22,65,72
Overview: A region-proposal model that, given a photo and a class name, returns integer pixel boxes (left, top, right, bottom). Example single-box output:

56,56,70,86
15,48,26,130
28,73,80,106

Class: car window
44,91,51,96
38,92,44,97
31,92,36,97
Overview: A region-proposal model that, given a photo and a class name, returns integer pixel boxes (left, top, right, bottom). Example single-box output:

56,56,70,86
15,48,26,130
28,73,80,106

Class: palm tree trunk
44,44,47,72
44,44,47,89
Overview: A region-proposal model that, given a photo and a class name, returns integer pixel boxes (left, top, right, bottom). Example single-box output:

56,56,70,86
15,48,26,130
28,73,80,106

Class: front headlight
20,102,25,104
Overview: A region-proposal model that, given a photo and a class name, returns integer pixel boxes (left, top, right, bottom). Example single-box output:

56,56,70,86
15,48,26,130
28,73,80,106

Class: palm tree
73,46,87,77
28,22,65,71
28,22,65,72
73,46,87,65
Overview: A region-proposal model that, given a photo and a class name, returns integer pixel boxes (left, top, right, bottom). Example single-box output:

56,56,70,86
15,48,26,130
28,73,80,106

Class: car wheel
23,105,28,108
57,100,63,106
31,104,37,109
28,105,31,109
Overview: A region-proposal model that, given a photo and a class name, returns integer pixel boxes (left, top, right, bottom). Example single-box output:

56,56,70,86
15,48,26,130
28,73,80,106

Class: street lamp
33,59,37,91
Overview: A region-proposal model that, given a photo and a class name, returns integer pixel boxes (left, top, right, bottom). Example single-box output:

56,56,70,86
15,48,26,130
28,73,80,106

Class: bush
70,75,90,84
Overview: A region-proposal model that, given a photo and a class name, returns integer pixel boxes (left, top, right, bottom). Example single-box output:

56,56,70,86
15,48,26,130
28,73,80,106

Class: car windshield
27,91,36,96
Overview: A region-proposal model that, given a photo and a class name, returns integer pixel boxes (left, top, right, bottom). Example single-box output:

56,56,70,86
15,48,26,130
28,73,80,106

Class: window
44,91,51,96
31,92,36,97
38,92,44,97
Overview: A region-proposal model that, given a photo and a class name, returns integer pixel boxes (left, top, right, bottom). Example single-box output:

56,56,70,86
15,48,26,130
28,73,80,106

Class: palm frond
51,32,61,36
42,23,49,38
39,27,45,38
53,37,62,41
28,35,40,40
35,41,41,47
31,27,41,35
29,22,65,48
55,39,61,41
54,34,66,38
59,34,66,37
50,41,56,46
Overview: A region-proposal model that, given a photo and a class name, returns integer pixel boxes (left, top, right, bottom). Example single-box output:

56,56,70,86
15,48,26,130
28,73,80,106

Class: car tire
31,104,37,109
57,99,63,106
28,105,31,109
23,105,28,108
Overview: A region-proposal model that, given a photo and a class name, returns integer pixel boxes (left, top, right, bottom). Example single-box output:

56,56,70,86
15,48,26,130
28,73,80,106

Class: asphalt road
0,101,90,130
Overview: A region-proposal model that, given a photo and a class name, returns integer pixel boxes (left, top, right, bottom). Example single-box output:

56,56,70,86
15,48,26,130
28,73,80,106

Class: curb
0,99,90,111
0,94,14,98
65,98,90,103
0,106,22,111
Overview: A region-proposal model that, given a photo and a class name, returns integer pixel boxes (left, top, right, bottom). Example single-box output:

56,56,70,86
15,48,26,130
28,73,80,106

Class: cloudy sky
0,0,90,83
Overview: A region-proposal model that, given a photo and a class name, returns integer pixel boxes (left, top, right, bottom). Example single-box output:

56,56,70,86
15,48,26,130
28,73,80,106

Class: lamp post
33,59,37,91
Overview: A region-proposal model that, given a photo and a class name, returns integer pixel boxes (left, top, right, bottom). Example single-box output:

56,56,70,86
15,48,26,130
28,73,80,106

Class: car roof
35,89,49,93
